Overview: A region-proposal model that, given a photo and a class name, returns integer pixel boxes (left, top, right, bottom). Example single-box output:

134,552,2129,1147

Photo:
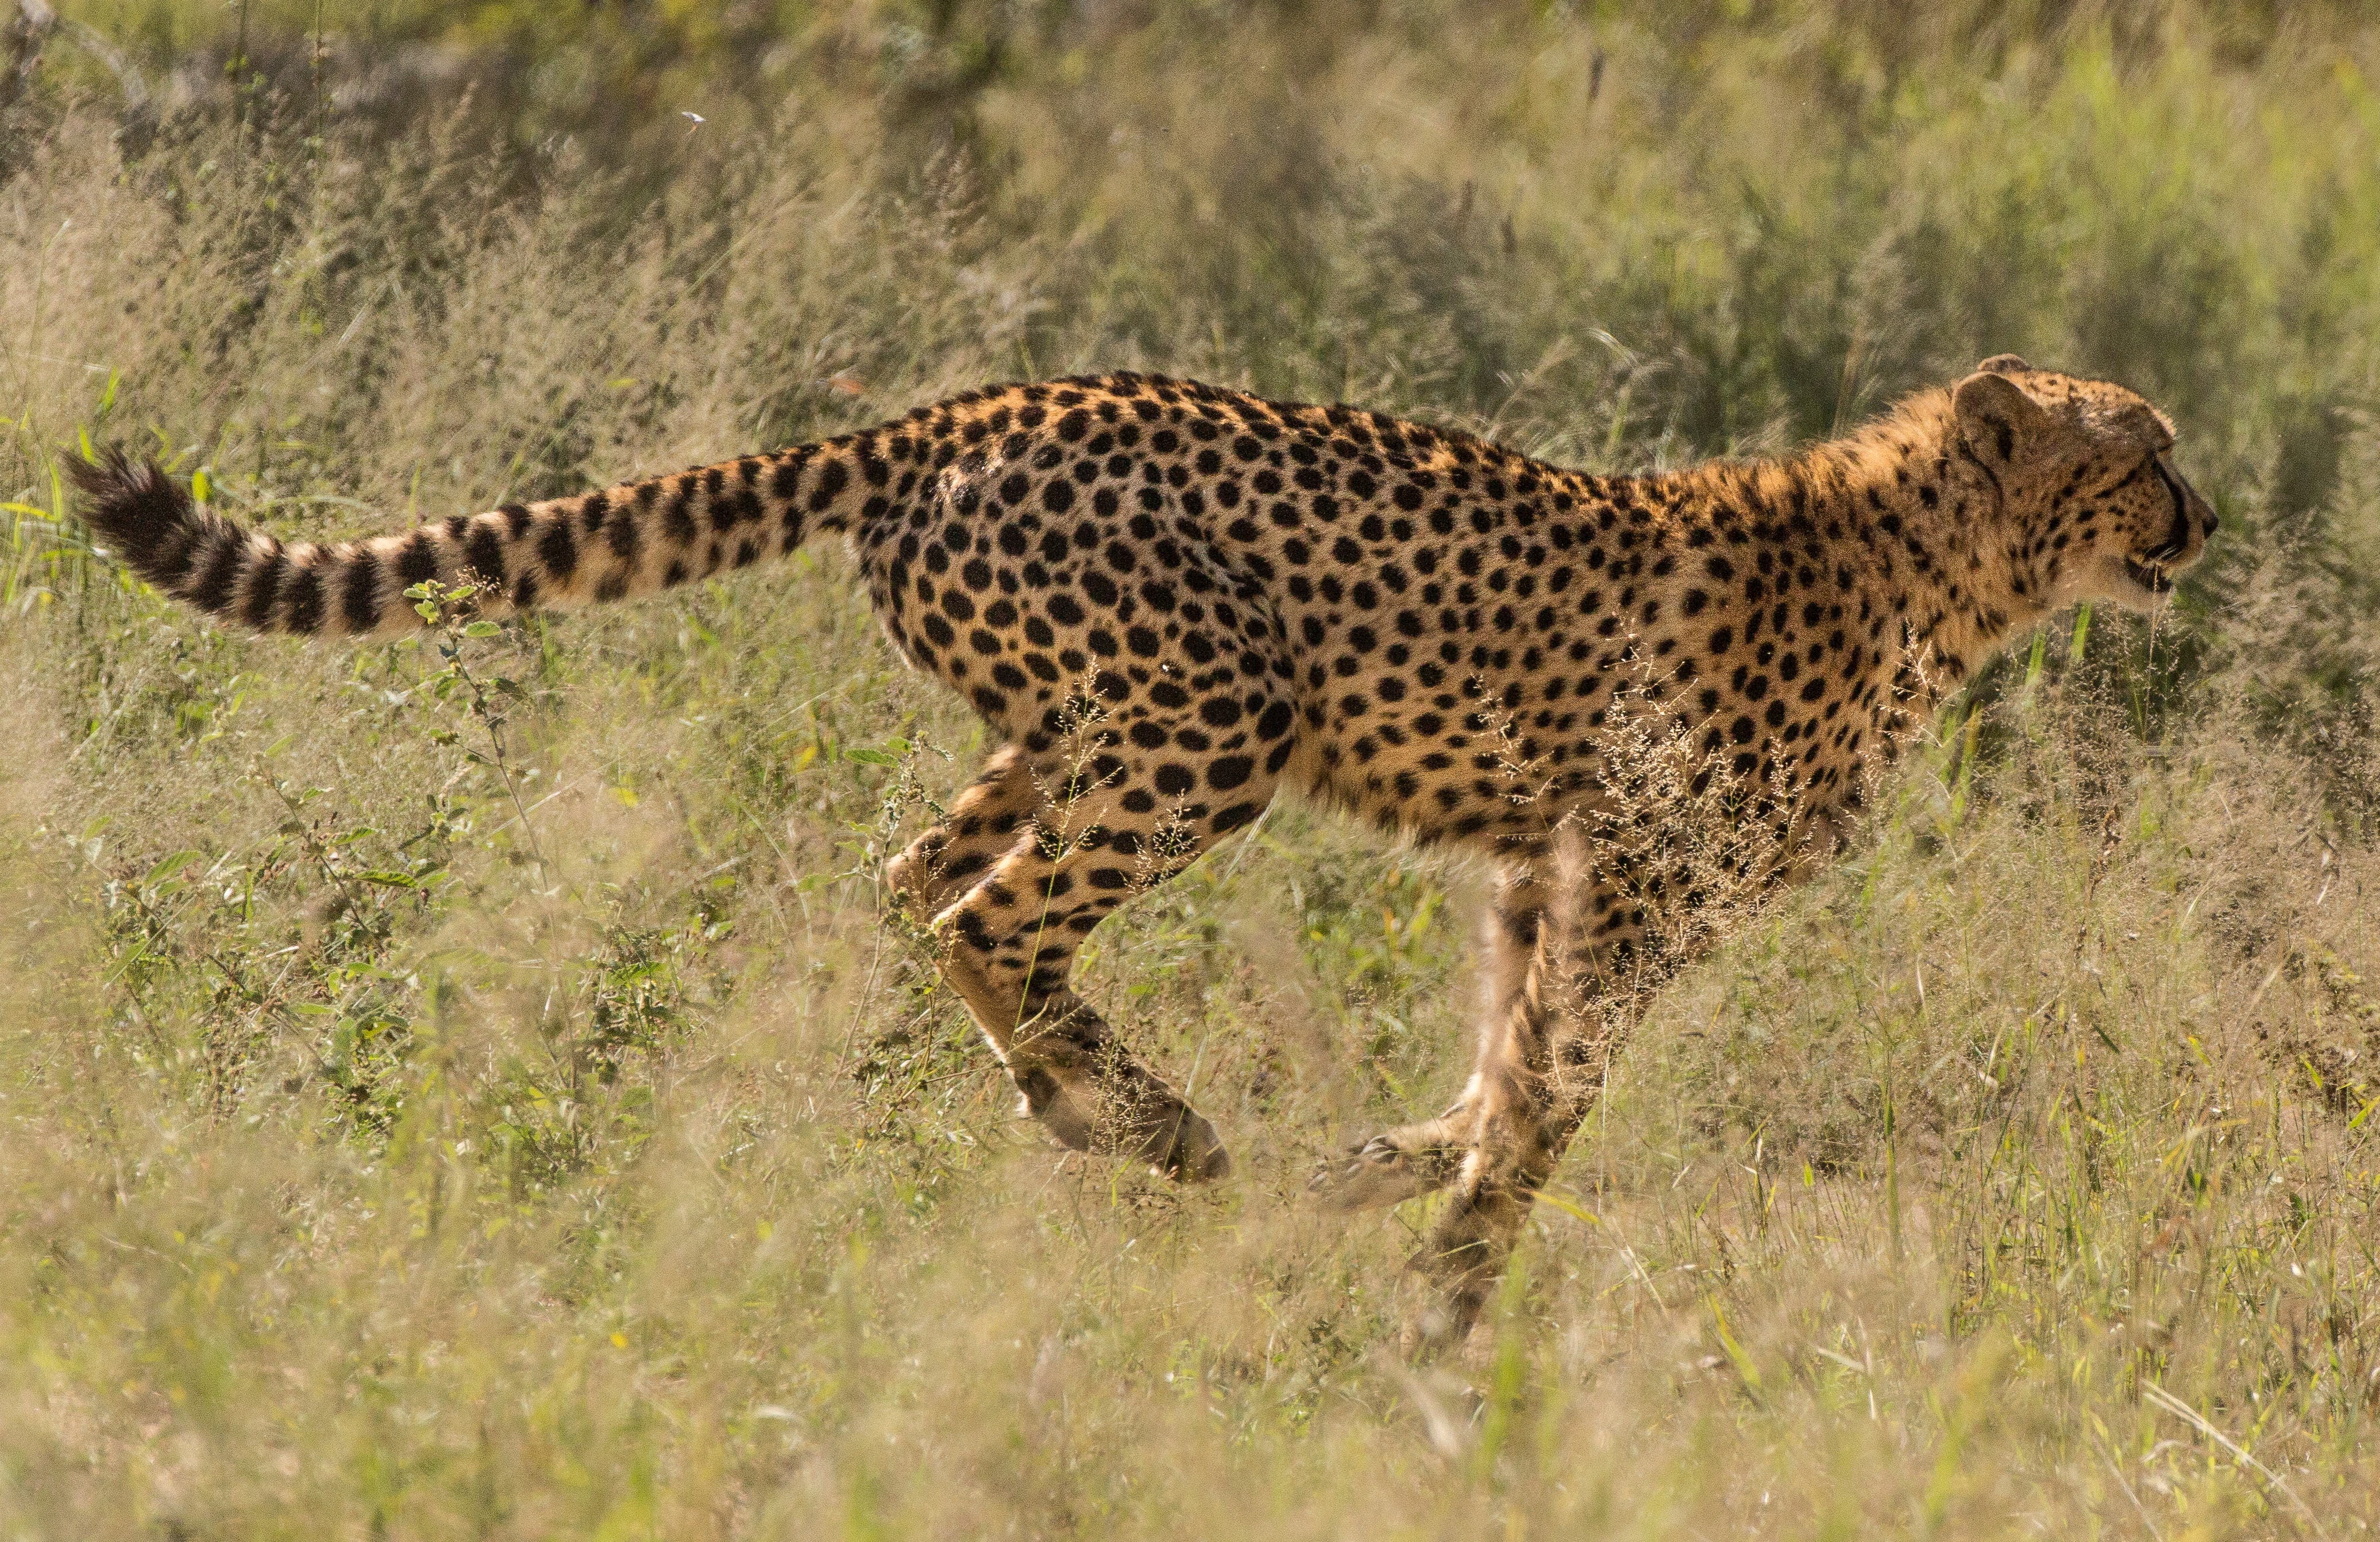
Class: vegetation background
3,1,2379,1535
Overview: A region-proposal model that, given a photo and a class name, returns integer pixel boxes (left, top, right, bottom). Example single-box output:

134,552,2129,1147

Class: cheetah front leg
1403,871,1657,1355
1310,864,1554,1211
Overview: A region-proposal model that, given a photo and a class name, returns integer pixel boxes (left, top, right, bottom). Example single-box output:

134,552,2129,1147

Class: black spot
182,538,241,615
341,548,383,631
395,534,440,586
284,563,325,633
538,519,578,582
807,457,848,513
242,543,287,628
607,505,642,561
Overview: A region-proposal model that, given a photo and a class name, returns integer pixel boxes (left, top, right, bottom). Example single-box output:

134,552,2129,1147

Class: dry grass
5,3,2380,1536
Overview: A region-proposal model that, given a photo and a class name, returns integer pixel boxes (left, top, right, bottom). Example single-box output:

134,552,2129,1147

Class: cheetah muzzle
75,355,2215,1354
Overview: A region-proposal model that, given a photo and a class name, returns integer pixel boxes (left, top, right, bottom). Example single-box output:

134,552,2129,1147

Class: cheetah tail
68,435,885,638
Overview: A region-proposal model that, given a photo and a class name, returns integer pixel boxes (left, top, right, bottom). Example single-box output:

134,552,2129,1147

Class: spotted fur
75,358,2216,1348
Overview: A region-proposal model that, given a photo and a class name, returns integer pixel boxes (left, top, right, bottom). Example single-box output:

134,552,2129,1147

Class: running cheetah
74,356,2216,1348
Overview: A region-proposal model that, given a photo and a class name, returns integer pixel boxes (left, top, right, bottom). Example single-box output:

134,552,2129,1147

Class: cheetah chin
76,353,2215,1354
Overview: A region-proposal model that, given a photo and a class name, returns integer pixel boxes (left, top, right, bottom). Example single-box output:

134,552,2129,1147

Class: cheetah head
1951,355,2219,613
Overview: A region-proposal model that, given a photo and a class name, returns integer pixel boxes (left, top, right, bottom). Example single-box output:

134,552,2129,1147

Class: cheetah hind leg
925,740,1261,1182
1309,1100,1472,1209
885,766,1194,1169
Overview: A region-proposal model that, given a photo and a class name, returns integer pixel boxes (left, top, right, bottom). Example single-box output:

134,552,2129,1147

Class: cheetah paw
1309,1130,1463,1210
1143,1103,1232,1183
1015,1067,1230,1182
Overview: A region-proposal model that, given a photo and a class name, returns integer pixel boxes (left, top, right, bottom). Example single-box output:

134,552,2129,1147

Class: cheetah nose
2192,485,2217,538
2168,463,2217,539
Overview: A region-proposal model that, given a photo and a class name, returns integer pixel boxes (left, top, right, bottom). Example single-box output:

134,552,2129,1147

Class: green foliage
2,2,2379,1537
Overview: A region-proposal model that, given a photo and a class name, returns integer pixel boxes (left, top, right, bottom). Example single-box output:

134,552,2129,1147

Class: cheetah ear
1977,354,2031,376
1952,369,2054,467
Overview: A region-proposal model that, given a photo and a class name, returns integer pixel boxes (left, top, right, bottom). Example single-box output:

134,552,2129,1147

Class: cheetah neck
1665,390,2048,712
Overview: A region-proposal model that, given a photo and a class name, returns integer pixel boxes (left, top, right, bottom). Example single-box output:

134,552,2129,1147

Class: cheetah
74,356,2216,1348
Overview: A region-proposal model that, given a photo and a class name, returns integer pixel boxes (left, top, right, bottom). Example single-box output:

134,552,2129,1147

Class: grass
3,2,2380,1535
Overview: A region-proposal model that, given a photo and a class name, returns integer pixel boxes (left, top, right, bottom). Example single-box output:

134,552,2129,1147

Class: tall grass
3,2,2379,1535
